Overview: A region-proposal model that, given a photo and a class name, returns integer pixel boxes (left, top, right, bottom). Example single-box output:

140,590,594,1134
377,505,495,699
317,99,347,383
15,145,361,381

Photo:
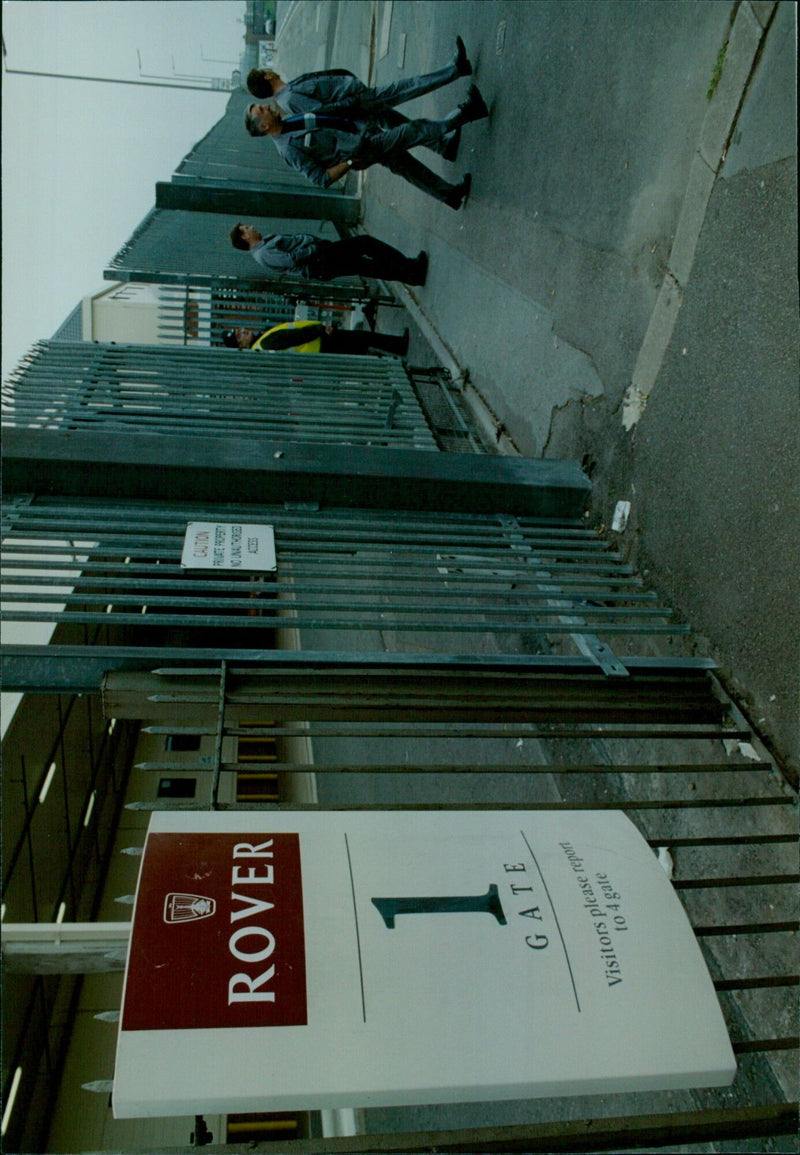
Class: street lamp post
2,42,224,93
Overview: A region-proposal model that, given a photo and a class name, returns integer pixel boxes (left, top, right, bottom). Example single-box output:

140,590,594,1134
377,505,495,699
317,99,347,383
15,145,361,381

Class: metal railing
113,657,799,1153
2,496,797,1151
156,283,297,345
3,497,695,661
2,343,435,449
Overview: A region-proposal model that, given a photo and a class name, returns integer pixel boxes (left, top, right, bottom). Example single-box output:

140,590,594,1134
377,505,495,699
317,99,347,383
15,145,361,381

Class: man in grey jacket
230,223,428,285
246,37,471,116
244,83,488,210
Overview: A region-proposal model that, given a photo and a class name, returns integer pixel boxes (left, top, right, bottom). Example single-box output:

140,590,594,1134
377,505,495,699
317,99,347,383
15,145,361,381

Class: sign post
113,810,735,1117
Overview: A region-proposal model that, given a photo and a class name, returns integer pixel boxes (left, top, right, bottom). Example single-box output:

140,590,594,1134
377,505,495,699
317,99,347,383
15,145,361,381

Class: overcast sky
1,0,247,381
1,1,247,735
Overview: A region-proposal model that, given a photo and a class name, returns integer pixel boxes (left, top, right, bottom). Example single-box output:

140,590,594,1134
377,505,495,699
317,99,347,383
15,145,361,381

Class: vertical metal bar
57,697,77,914
38,976,54,1079
20,755,40,922
210,660,227,811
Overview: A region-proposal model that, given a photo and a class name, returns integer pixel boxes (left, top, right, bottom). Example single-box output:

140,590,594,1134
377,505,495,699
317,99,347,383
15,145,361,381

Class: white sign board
181,522,276,572
113,810,735,1117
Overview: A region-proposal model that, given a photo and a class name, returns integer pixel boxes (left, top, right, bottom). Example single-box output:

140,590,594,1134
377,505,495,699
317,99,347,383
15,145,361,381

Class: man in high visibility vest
222,322,409,358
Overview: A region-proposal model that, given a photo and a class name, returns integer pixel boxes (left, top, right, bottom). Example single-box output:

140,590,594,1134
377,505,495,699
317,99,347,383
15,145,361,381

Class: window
157,778,197,799
165,734,201,752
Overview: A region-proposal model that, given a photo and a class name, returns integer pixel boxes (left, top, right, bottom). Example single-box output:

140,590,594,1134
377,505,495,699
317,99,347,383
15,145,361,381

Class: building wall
44,727,227,1153
1,691,135,1153
43,691,313,1151
90,284,162,345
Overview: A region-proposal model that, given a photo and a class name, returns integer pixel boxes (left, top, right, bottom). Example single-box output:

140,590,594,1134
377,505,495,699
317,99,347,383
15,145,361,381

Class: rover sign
113,810,735,1117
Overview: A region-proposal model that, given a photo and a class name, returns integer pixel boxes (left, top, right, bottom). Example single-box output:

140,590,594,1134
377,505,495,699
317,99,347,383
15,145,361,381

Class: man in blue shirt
230,223,428,285
244,84,488,210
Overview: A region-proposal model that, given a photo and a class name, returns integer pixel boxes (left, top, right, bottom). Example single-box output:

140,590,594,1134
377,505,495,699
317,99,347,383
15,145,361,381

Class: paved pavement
275,0,798,783
547,0,799,782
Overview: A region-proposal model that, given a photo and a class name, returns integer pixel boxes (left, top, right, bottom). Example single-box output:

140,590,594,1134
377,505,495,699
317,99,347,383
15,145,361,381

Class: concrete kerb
621,0,776,430
389,280,521,456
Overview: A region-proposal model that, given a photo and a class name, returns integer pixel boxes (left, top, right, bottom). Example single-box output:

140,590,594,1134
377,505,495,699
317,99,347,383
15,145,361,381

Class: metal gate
1,495,797,1151
2,344,436,449
2,495,695,654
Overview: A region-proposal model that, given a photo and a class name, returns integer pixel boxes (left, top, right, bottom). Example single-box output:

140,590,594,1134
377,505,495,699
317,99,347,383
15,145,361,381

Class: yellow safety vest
251,320,322,354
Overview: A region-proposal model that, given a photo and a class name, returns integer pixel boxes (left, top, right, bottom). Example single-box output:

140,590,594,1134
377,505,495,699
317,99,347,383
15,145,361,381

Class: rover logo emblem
123,832,307,1031
163,892,216,924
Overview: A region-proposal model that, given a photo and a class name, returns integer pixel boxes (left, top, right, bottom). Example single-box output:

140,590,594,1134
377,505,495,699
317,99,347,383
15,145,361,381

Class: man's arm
326,159,354,184
271,135,331,188
291,72,363,104
251,235,320,271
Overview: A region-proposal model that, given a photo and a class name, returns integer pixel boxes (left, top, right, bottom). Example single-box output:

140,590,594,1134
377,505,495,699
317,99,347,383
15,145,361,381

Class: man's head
222,327,258,350
230,224,263,251
244,102,280,137
247,68,283,98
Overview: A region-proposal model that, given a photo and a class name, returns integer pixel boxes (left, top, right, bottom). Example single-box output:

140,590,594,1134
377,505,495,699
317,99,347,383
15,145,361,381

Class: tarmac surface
275,0,799,784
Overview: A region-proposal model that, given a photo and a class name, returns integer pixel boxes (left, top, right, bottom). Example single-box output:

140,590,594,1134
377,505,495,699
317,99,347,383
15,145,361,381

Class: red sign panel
122,832,306,1031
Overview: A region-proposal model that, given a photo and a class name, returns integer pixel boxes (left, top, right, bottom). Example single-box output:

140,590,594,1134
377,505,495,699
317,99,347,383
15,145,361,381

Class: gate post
1,428,591,518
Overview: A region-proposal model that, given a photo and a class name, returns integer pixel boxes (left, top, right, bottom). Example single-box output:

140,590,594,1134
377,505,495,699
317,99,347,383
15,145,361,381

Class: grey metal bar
2,429,591,516
1,574,662,603
136,760,762,774
0,647,720,694
4,497,593,533
1,940,128,975
154,180,361,224
64,1104,800,1153
714,976,799,990
1,611,691,635
3,512,600,548
124,797,787,811
673,874,800,889
0,593,679,621
209,661,227,811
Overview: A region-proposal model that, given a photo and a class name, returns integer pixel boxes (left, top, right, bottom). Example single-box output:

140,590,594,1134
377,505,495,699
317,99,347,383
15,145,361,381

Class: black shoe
454,35,472,77
456,83,489,126
442,127,461,162
445,173,471,211
413,251,429,285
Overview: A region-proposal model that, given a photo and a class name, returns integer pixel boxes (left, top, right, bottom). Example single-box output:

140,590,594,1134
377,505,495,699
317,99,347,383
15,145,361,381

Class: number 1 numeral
372,884,507,929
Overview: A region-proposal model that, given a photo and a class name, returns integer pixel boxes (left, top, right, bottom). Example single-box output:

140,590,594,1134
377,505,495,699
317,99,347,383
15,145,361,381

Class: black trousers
320,328,406,356
307,236,421,284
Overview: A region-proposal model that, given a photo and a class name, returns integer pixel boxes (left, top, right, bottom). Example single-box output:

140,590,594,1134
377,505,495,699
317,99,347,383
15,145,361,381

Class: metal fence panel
2,497,691,662
2,343,436,449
